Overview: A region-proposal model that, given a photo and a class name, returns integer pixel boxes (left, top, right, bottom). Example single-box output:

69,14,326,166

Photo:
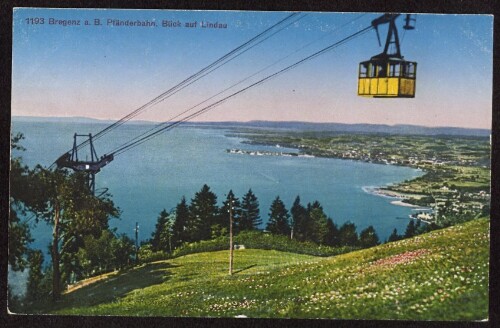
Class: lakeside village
228,132,491,227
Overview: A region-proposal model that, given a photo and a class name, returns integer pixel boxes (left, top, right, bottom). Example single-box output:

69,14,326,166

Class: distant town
231,130,491,226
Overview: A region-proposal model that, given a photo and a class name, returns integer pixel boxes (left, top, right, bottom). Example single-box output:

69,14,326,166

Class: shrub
138,244,171,263
172,238,229,258
171,231,357,258
235,231,357,257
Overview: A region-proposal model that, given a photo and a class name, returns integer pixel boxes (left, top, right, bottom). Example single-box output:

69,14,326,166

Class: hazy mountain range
12,116,491,137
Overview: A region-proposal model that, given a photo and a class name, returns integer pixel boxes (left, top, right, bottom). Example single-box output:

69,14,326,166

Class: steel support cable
114,25,373,155
58,13,301,157
112,24,374,156
85,13,305,143
48,16,301,170
99,13,307,150
48,13,302,170
108,14,366,155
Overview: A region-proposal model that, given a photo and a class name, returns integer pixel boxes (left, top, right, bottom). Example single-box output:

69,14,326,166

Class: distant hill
187,121,491,137
12,116,490,137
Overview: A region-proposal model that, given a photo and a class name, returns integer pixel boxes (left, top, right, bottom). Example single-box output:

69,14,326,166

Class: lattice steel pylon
55,133,114,195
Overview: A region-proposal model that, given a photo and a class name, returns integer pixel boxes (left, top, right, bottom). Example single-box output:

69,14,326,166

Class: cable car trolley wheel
357,14,417,98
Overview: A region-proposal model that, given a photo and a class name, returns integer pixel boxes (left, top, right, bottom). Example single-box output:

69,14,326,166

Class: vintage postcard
9,8,492,321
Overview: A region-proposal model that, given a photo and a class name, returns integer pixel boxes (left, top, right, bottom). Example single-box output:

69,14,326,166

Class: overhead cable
112,24,374,156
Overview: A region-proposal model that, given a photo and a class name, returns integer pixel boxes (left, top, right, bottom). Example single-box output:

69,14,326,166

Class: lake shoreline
390,200,419,208
231,135,431,208
12,122,427,259
226,134,427,209
361,186,423,208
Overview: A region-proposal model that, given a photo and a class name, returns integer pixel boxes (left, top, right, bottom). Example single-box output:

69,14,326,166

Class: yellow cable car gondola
358,14,417,98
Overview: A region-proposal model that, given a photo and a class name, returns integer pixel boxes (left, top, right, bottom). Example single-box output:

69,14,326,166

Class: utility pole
135,222,139,263
229,196,234,275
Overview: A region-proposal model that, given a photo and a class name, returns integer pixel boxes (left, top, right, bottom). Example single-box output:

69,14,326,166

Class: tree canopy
239,189,261,231
339,222,359,246
266,196,290,236
188,184,219,241
27,166,120,300
359,226,380,248
151,209,173,252
215,190,239,237
9,133,34,271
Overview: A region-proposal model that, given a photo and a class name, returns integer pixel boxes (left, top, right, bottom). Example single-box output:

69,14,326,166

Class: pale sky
12,9,493,129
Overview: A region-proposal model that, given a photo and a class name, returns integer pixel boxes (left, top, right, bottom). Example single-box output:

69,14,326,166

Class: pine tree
339,221,359,246
240,189,261,231
359,225,380,248
290,196,308,240
299,200,326,242
172,196,190,246
307,200,323,212
308,207,329,244
404,220,417,238
415,219,427,235
388,228,401,242
189,184,219,241
266,196,290,236
324,218,340,246
151,209,170,252
220,190,241,236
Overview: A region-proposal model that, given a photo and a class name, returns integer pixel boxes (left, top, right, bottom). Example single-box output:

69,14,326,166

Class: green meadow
28,218,489,320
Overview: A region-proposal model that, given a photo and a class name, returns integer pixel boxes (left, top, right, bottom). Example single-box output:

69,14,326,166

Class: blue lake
12,120,423,258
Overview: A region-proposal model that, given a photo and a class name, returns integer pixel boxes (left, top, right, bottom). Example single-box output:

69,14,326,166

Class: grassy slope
47,218,489,320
